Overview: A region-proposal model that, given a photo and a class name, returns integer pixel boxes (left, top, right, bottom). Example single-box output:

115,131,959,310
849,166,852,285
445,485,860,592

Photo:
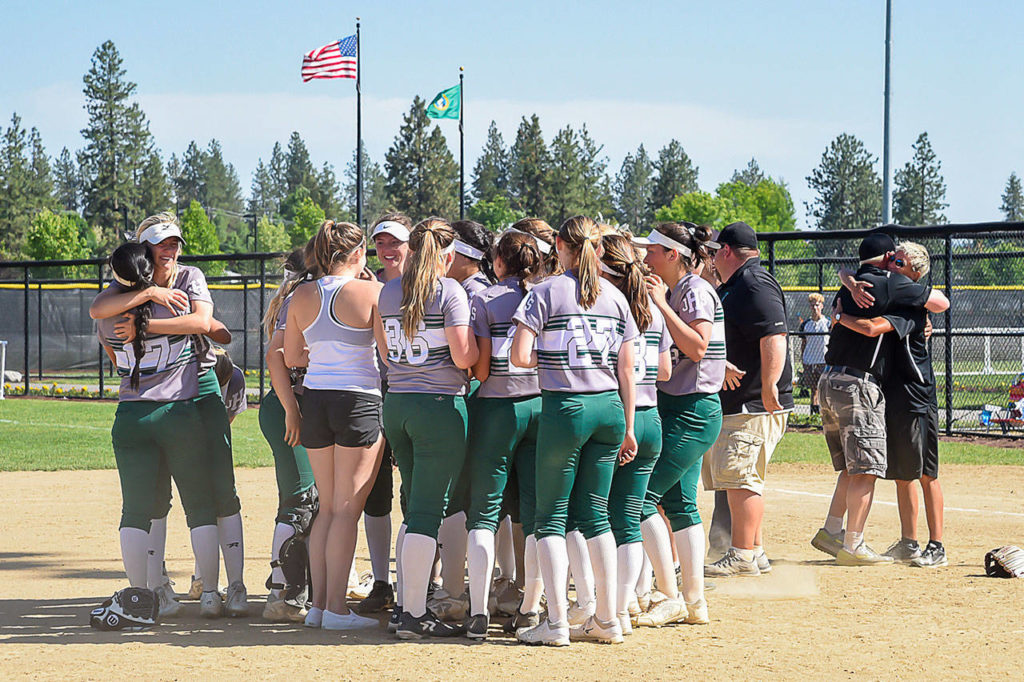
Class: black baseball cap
717,222,758,250
858,233,896,261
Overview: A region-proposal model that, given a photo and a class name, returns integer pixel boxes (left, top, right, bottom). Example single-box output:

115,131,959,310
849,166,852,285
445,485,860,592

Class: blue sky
2,1,1021,228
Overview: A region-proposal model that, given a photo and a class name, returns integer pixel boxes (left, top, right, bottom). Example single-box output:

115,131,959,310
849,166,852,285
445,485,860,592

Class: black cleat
358,580,395,613
503,608,540,634
386,606,403,634
395,609,464,639
466,613,489,640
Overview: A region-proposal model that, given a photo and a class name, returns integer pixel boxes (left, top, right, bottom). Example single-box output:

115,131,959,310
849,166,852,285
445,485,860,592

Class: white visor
440,241,456,256
454,239,485,260
632,229,691,258
136,222,186,246
600,261,624,277
502,227,552,254
371,221,411,243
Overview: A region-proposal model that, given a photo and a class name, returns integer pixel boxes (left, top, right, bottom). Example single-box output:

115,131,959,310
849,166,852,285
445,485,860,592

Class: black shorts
885,408,937,481
300,389,382,449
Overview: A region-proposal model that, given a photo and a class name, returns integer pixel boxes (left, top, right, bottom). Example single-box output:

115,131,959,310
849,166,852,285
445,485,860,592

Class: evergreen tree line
2,40,1022,269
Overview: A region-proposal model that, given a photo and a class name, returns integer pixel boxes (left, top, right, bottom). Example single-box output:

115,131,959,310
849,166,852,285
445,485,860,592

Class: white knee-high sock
147,516,169,589
495,516,515,580
190,524,220,593
640,515,678,599
522,534,543,614
437,512,468,596
401,532,437,617
636,549,653,596
269,522,294,597
537,535,569,626
394,523,407,607
217,513,244,585
674,525,705,604
566,529,594,608
363,513,392,584
616,542,643,616
120,527,150,588
467,528,495,616
585,532,617,624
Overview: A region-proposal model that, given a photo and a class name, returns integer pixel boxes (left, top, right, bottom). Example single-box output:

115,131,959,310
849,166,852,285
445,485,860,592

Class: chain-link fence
2,222,1024,436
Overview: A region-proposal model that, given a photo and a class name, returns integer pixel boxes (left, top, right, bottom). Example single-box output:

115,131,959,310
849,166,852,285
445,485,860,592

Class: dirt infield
1,463,1022,680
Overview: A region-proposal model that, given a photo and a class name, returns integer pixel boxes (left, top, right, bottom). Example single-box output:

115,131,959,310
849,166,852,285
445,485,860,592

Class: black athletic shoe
466,613,489,640
503,608,540,634
911,542,948,568
358,581,395,613
386,606,403,634
395,610,464,639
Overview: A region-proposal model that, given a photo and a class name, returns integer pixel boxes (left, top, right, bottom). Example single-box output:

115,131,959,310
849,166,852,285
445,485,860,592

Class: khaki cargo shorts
818,369,887,477
702,412,789,495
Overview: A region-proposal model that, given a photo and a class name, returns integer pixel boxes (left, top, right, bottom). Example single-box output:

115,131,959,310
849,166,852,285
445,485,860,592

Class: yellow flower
55,388,63,394
81,386,88,391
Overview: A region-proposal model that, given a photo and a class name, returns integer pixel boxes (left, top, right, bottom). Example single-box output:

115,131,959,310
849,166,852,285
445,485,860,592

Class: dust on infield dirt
1,463,1022,680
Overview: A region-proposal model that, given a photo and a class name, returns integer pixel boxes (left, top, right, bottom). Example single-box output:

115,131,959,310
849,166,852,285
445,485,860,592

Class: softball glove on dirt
984,545,1024,578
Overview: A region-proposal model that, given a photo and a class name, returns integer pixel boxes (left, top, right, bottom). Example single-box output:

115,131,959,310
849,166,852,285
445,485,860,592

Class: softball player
634,222,725,626
259,247,318,622
462,230,544,639
511,215,638,647
375,218,479,639
598,233,672,635
284,220,385,631
93,242,221,620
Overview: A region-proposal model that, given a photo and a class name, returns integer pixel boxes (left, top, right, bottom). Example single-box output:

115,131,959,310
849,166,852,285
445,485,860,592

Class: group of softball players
95,208,727,644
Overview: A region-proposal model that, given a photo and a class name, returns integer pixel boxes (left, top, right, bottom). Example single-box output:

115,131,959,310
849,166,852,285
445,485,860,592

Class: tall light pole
882,0,893,224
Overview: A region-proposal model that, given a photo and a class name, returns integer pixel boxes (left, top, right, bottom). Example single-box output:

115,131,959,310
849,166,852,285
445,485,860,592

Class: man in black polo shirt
703,222,793,578
811,233,944,566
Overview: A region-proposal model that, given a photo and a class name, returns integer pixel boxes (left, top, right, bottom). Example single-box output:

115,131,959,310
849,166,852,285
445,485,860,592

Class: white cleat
224,581,248,617
516,618,570,647
154,583,182,619
684,597,709,625
569,615,624,644
636,596,686,627
567,600,595,627
199,590,223,619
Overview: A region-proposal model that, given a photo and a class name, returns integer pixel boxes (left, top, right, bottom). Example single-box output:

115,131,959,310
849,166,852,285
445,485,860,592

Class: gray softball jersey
634,303,672,408
656,272,727,396
461,271,491,300
470,278,541,399
274,294,306,394
512,271,639,393
378,276,472,395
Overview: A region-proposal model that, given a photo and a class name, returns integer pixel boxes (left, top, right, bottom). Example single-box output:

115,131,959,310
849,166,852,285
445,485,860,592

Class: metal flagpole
882,0,892,224
459,67,464,220
356,18,363,227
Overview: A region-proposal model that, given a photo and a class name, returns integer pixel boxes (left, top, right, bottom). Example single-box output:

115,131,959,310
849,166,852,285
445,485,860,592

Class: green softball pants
642,392,722,531
383,392,468,539
608,406,662,545
465,395,541,535
112,399,217,531
534,390,625,540
258,389,316,524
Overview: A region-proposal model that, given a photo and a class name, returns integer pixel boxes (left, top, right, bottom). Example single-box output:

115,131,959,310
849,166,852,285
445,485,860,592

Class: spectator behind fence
799,293,830,415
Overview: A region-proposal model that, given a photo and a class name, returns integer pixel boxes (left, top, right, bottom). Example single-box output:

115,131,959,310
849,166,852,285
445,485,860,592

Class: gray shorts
818,369,886,477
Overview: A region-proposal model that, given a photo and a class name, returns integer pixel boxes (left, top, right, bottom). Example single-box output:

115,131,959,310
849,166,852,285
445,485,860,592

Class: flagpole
356,18,363,228
459,66,464,220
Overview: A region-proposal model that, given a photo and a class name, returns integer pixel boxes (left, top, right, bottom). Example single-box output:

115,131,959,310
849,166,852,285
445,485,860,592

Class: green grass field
1,397,1021,472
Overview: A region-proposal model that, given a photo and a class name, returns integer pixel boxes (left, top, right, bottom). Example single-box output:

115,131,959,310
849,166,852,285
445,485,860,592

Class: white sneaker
426,588,469,622
517,618,570,647
347,571,374,600
154,583,182,619
569,615,624,644
322,609,378,630
636,596,685,627
263,593,307,622
567,600,595,627
199,591,223,619
304,606,323,628
616,611,633,636
755,549,772,574
224,581,248,618
684,597,709,625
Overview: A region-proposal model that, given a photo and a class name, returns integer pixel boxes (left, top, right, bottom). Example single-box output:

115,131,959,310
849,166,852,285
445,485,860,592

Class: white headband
440,241,456,256
600,262,624,277
502,227,552,254
454,239,485,260
113,273,135,287
636,229,692,258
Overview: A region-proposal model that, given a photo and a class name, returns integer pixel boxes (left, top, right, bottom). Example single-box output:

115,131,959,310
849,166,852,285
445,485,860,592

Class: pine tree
893,132,947,226
1001,172,1024,221
285,132,313,196
173,141,207,209
651,140,699,211
77,40,155,247
384,97,459,219
54,147,79,212
613,144,655,233
507,114,550,218
344,143,389,224
805,133,882,231
268,142,288,204
547,126,584,226
201,139,245,243
137,150,171,218
472,121,508,203
0,113,31,258
248,159,277,217
310,161,345,220
730,158,765,186
577,125,614,220
26,127,55,210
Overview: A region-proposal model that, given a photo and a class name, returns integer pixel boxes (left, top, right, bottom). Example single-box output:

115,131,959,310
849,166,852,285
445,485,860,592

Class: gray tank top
513,271,639,393
301,275,380,396
378,277,471,395
470,278,540,399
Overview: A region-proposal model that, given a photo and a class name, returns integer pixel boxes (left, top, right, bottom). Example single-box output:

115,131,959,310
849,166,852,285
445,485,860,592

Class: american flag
302,35,357,82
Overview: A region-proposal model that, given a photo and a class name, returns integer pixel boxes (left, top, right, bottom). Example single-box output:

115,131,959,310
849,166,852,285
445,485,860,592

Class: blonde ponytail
559,215,602,309
400,218,455,340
